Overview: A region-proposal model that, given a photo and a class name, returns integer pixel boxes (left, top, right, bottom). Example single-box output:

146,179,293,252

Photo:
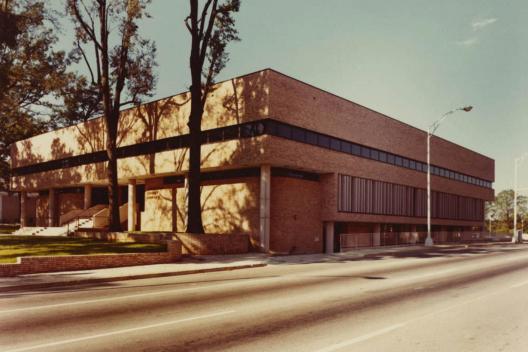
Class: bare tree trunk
106,139,121,231
186,0,204,234
186,84,204,234
105,111,121,231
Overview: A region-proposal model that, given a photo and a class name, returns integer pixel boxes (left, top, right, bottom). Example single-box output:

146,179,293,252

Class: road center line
4,310,235,352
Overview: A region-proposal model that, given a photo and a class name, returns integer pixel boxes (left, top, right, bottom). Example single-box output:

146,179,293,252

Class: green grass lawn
0,236,166,263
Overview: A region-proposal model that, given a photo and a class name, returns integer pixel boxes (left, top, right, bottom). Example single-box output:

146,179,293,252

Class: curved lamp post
426,106,473,246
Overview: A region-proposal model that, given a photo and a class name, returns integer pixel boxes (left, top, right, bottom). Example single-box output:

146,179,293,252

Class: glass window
341,141,352,153
240,124,255,138
379,151,387,162
361,146,370,158
409,160,416,170
223,126,239,139
306,131,318,145
330,138,341,151
277,124,292,138
439,168,445,177
318,135,330,148
387,154,395,164
402,158,409,168
371,150,379,160
395,156,403,166
265,120,277,135
292,127,305,142
256,122,265,135
351,144,361,156
207,129,223,143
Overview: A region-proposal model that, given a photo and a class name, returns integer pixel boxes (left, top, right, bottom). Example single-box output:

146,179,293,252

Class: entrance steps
13,204,107,237
13,226,70,237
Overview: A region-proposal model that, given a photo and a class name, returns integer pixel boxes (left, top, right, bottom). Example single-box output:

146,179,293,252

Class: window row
338,175,485,221
265,119,492,189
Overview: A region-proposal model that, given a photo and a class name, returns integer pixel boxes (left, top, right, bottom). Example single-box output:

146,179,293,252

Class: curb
0,263,267,293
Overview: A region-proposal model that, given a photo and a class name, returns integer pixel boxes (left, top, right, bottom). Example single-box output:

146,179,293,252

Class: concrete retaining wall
74,231,250,255
0,240,182,277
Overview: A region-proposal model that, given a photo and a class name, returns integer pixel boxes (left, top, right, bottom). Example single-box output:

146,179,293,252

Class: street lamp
512,153,528,243
425,106,473,246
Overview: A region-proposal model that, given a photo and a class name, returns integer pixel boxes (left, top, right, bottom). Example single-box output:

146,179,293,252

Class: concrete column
373,223,381,246
48,188,56,227
20,191,27,227
83,184,93,210
325,221,335,254
259,165,271,252
127,179,136,232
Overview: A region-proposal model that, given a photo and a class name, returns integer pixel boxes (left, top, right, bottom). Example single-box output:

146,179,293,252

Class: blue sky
55,0,528,193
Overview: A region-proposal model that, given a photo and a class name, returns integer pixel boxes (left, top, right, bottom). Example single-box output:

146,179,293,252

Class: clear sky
55,0,528,193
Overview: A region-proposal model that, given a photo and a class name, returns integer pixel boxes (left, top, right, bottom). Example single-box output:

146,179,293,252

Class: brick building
10,69,494,253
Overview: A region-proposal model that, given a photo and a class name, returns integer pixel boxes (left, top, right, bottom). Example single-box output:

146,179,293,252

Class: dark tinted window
371,150,379,160
409,160,416,169
395,156,403,166
318,135,330,148
292,128,305,142
387,154,395,164
277,124,292,138
341,141,352,153
402,158,409,168
240,124,255,138
379,151,387,162
330,138,341,151
223,126,239,139
361,147,370,158
351,144,361,156
207,129,223,143
306,131,318,145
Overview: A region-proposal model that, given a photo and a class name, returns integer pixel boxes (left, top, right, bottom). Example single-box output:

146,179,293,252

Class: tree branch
199,0,218,67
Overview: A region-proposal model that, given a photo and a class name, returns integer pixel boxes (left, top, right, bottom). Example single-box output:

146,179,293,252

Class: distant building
10,69,494,253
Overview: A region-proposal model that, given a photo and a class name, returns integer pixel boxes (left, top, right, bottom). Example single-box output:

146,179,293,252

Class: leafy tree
486,189,528,233
184,0,240,233
0,0,71,190
66,0,157,230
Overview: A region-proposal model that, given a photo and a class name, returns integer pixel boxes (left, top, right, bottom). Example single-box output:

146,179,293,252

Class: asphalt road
2,244,528,352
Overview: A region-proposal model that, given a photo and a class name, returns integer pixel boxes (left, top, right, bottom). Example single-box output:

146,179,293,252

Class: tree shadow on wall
13,138,83,191
176,71,270,248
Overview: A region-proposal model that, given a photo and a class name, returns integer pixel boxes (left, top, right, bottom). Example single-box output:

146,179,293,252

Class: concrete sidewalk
0,242,519,292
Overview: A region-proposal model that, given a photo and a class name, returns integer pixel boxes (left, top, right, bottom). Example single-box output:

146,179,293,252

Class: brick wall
74,231,250,255
174,233,249,255
0,240,182,277
270,177,323,254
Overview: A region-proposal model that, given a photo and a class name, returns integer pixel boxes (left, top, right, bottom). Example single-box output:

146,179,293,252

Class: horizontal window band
11,118,492,189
